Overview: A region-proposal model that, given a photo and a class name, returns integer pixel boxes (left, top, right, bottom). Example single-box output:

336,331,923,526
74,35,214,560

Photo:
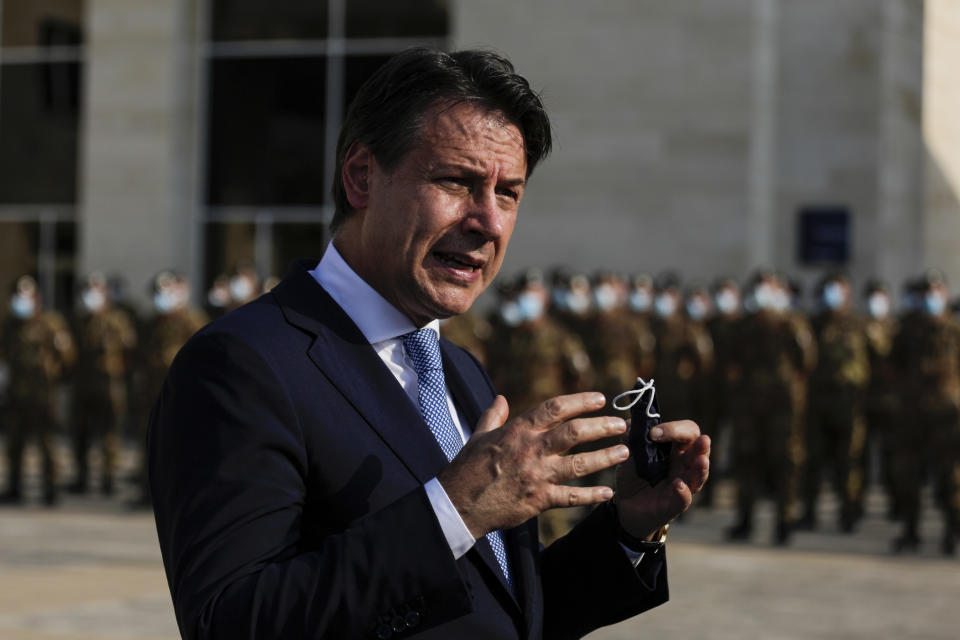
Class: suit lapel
272,264,449,483
275,264,523,611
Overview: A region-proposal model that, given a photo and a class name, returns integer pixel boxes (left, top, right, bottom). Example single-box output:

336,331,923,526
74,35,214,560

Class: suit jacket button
375,623,393,639
404,611,421,628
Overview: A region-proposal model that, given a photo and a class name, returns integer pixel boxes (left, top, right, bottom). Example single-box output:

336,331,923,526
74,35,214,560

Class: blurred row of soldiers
0,263,275,507
443,267,960,555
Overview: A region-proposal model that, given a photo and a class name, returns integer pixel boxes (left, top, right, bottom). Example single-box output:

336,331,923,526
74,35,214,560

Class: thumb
475,395,510,435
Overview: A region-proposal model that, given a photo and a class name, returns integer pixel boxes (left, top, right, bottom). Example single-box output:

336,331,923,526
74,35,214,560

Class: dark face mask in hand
613,378,670,486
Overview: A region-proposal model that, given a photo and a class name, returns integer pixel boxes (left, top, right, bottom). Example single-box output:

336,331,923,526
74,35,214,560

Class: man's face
342,102,527,326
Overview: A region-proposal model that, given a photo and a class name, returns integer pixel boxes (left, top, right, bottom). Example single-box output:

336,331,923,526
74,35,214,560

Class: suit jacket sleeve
149,329,473,640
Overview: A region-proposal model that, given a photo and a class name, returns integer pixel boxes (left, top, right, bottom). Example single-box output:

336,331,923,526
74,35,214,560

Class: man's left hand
614,420,710,540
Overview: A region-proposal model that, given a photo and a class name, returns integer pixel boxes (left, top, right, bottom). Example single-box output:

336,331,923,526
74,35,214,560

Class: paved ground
1,444,958,639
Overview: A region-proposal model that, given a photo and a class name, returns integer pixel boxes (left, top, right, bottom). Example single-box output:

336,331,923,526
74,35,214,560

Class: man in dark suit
149,48,711,639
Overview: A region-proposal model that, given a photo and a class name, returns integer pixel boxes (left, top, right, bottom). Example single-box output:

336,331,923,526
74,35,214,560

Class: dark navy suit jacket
149,261,668,639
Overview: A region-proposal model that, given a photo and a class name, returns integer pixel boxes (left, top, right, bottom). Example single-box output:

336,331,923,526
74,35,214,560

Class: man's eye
497,188,519,201
440,177,470,189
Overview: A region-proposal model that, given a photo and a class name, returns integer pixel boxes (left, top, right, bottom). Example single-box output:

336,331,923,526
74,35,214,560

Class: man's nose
462,187,504,240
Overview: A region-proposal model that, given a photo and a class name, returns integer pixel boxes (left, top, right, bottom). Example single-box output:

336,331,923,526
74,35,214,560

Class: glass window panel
211,0,328,41
204,222,255,289
343,55,392,114
0,63,82,203
0,221,39,321
0,220,75,316
206,57,326,206
1,0,85,48
271,222,325,277
345,0,448,38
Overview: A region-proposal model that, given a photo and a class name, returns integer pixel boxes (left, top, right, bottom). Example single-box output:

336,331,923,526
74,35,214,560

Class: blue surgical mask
566,291,591,314
770,289,791,313
629,289,652,313
823,282,845,310
516,291,545,321
230,276,255,303
925,292,946,316
154,290,178,314
593,285,618,312
753,284,774,310
81,289,106,313
499,300,523,327
10,294,35,319
654,294,677,318
715,290,739,315
867,294,890,319
686,298,708,321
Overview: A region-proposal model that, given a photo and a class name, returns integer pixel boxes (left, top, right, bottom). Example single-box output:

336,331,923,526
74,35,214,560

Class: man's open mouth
433,251,484,272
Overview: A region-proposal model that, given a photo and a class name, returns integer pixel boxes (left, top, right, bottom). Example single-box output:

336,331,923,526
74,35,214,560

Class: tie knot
403,328,442,374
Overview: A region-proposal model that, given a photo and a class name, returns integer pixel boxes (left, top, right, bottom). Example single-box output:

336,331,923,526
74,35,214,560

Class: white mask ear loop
612,377,661,419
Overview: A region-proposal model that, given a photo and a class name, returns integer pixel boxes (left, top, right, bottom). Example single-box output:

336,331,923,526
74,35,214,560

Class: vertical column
876,0,924,292
923,0,960,284
746,0,779,270
78,0,203,310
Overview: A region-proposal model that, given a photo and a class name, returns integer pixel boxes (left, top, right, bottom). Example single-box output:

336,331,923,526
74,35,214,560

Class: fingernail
651,427,664,440
593,393,606,406
612,418,627,432
677,480,686,492
616,445,630,460
600,487,614,499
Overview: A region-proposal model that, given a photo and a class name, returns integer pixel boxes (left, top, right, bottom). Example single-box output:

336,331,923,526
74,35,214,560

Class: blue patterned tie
403,328,513,590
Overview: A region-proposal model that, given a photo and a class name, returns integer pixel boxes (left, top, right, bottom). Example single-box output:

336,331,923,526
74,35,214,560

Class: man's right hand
437,392,629,539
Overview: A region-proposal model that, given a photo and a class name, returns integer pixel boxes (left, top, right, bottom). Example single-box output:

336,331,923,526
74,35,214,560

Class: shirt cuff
425,477,476,560
619,542,645,568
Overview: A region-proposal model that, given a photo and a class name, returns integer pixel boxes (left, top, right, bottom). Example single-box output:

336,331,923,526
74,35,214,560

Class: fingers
651,419,701,448
545,483,614,509
542,415,627,453
553,444,630,482
520,392,607,430
474,395,510,436
672,434,711,493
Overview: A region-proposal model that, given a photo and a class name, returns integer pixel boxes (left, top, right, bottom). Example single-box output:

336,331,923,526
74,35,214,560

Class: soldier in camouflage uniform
649,274,713,425
131,271,208,507
702,277,744,508
890,271,960,554
486,270,593,544
799,273,871,532
549,269,594,342
582,271,655,404
0,276,76,505
728,271,815,544
862,280,900,519
69,273,138,496
440,311,493,367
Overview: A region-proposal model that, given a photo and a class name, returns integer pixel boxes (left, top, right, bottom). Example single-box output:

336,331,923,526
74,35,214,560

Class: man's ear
342,142,372,210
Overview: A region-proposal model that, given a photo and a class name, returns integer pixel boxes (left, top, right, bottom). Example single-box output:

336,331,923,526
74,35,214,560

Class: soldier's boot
892,522,921,554
726,506,753,541
794,507,817,531
101,474,115,497
839,500,860,534
41,439,59,508
773,518,792,547
942,512,958,556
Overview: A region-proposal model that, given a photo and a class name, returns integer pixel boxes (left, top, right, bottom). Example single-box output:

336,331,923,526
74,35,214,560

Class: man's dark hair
330,47,553,233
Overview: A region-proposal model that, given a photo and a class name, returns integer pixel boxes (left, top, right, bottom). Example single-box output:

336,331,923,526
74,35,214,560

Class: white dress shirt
308,244,476,560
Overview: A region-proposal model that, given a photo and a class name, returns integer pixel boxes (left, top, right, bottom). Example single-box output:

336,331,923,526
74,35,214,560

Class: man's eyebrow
429,162,526,187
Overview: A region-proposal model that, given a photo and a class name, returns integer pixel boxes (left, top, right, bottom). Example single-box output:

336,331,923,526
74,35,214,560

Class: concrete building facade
0,0,955,314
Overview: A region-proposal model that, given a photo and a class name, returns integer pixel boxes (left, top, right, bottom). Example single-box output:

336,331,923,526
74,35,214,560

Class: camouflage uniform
802,310,871,530
70,306,138,494
487,315,593,544
440,311,493,368
132,306,208,505
1,311,75,504
703,307,743,506
863,311,900,518
729,307,815,543
890,307,960,553
582,308,655,407
649,313,713,425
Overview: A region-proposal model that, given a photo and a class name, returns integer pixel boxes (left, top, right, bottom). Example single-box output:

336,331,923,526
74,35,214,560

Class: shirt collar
309,243,440,344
